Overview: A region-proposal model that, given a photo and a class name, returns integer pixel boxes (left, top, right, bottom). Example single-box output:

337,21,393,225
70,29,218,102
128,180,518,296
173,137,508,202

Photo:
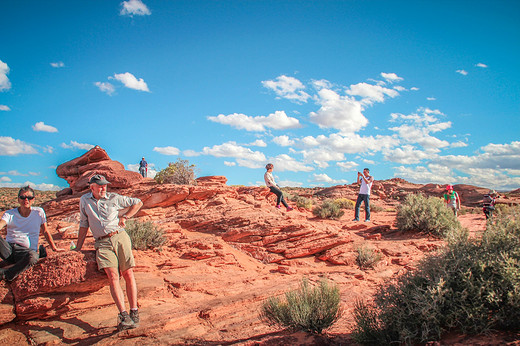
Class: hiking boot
117,311,136,331
364,219,371,222
286,207,294,211
130,310,140,326
275,205,281,209
352,218,359,222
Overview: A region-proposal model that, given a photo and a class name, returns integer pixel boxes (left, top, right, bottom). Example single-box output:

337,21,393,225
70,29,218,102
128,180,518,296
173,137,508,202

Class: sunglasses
19,195,35,200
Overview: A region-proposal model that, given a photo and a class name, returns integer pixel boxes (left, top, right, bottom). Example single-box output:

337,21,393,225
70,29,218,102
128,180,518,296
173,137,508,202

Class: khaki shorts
94,231,135,272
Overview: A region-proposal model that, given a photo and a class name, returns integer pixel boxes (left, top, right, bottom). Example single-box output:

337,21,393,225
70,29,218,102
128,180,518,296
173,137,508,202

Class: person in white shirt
264,163,293,211
353,168,374,222
0,186,61,282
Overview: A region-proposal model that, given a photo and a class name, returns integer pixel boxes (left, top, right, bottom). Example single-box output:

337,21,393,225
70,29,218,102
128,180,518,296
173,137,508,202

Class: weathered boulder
56,146,142,194
1,251,106,323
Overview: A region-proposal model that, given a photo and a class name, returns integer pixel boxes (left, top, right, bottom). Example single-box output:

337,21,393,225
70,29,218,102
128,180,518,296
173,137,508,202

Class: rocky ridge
0,147,518,345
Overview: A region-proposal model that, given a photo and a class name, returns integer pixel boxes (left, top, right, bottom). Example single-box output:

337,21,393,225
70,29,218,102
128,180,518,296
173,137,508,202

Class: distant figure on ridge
353,168,374,222
444,185,461,217
74,174,143,331
139,157,147,178
0,186,62,282
482,189,497,219
264,163,293,211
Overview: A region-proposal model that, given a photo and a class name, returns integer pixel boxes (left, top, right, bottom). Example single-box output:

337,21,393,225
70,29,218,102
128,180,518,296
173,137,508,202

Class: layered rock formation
56,145,143,195
1,146,517,345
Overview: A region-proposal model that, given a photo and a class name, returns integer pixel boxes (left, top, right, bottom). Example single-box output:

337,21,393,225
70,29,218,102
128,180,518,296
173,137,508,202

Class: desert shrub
352,207,520,345
370,204,385,213
396,193,460,237
357,246,382,270
294,196,313,209
125,220,167,250
334,198,355,210
260,278,342,334
154,158,196,185
313,199,345,219
280,188,296,201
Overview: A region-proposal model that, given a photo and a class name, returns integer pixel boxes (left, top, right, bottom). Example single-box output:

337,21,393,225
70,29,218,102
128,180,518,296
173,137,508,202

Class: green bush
154,158,196,185
313,199,345,219
294,196,313,209
370,204,385,213
125,220,167,250
396,193,460,237
260,278,342,334
334,198,355,210
352,207,520,345
357,246,382,270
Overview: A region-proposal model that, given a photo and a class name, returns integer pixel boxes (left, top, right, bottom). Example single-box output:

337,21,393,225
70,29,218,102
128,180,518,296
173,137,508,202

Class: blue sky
1,0,519,191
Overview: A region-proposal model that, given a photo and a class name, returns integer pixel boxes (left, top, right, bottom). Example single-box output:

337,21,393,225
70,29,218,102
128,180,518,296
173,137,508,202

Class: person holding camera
353,168,374,222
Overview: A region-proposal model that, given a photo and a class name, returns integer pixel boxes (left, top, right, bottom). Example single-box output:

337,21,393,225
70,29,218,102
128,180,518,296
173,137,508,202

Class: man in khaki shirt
75,174,143,331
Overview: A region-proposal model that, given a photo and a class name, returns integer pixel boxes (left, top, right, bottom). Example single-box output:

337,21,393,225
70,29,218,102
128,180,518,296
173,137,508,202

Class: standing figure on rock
264,163,293,211
444,185,461,217
0,186,62,282
75,174,143,331
353,168,374,222
139,157,148,178
482,190,497,219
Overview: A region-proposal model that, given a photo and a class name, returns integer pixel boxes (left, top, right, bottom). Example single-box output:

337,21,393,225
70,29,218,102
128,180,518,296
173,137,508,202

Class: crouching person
74,174,143,331
0,186,62,282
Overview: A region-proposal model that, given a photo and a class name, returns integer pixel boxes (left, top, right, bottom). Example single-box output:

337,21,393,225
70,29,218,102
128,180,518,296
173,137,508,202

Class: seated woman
264,163,293,211
0,186,62,282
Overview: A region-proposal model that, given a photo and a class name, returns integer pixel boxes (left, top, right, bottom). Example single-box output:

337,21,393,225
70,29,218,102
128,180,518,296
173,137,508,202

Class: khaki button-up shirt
79,192,141,239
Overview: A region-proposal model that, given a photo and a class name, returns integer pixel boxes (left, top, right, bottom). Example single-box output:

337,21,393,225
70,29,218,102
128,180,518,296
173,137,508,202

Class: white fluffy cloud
208,111,301,132
394,164,520,191
476,63,488,68
153,146,180,156
111,72,149,92
0,181,62,191
269,154,313,172
273,135,295,147
202,141,266,162
381,72,404,83
311,173,348,185
120,0,151,16
0,60,11,91
249,139,267,147
384,145,437,164
456,69,468,76
262,75,310,103
61,141,94,150
50,61,64,68
32,122,58,133
309,88,367,134
0,137,38,156
347,82,399,105
337,161,359,171
95,82,115,95
0,105,10,111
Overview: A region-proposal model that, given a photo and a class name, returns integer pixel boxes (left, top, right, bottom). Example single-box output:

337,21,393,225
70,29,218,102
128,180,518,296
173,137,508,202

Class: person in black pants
264,163,293,211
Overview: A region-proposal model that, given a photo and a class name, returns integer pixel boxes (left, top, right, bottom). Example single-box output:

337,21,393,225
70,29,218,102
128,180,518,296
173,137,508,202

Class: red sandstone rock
10,251,105,301
56,145,142,194
3,147,518,344
196,176,228,186
0,283,15,325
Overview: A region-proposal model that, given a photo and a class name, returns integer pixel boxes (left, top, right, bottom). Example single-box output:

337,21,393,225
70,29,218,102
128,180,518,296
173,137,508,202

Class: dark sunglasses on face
19,195,35,200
